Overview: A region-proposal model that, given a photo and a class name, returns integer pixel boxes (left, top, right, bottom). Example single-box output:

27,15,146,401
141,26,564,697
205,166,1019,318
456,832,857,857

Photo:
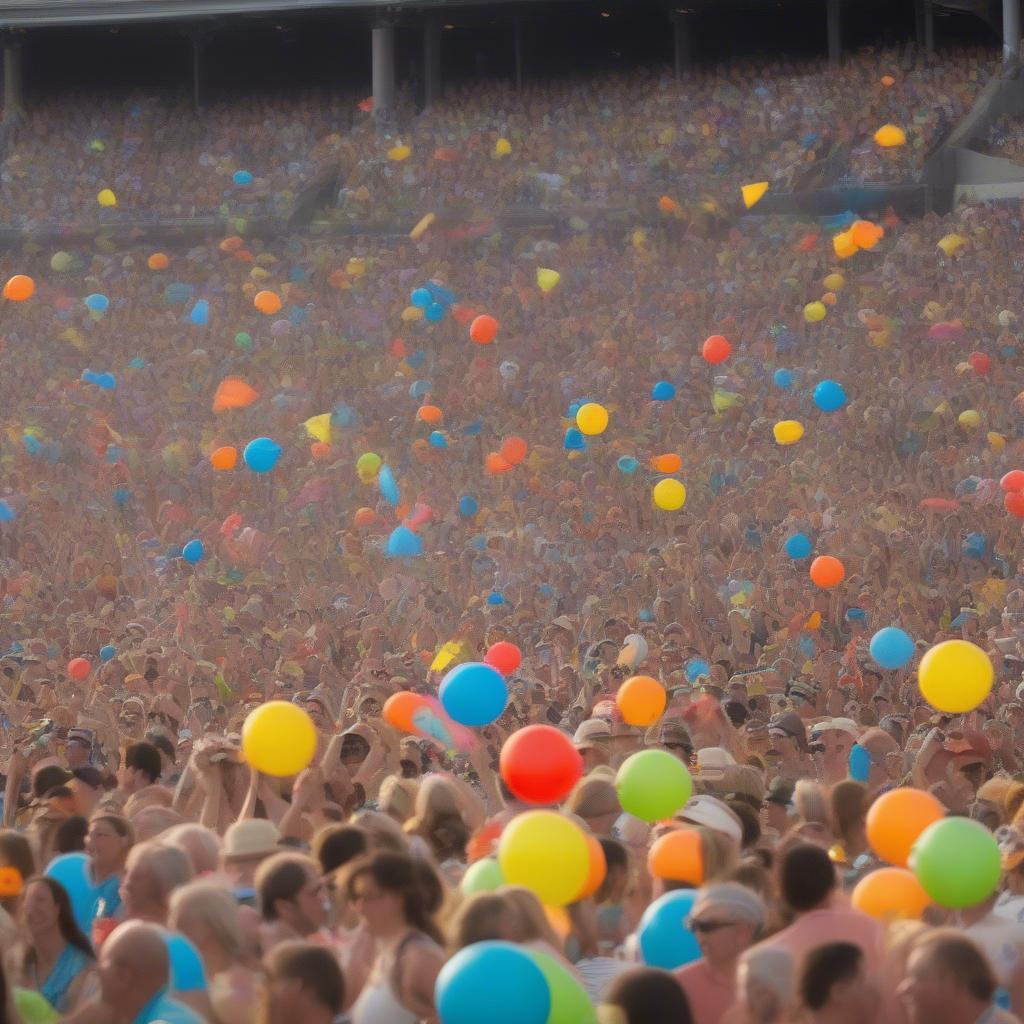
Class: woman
168,880,263,1024
601,967,694,1024
0,831,34,946
449,892,523,950
403,778,469,882
83,814,133,926
347,850,446,1024
829,781,868,865
17,877,97,1015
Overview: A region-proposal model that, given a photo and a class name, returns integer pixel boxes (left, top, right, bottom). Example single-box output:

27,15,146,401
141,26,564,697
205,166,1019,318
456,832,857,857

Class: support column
190,32,209,111
672,12,692,78
826,0,841,63
3,35,24,126
924,0,934,55
423,17,441,108
513,16,524,91
372,23,396,121
1005,0,1021,63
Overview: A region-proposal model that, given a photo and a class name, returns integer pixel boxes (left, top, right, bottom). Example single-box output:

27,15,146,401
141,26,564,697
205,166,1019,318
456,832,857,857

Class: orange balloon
219,236,243,253
852,867,930,920
485,452,514,475
310,442,332,461
851,220,884,250
576,834,608,900
147,253,169,270
417,405,443,425
650,454,682,474
500,436,528,465
210,446,237,471
544,904,571,939
658,196,678,214
383,691,428,733
809,555,845,589
647,829,703,885
866,788,944,867
354,507,376,527
702,335,732,364
821,291,837,307
616,675,666,727
254,290,282,315
3,274,34,301
212,377,260,413
470,314,498,345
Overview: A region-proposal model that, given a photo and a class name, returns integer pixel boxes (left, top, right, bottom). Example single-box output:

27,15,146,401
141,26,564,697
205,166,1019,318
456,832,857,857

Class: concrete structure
3,32,22,124
1005,0,1021,63
672,11,692,78
826,0,840,63
371,22,395,121
423,16,441,107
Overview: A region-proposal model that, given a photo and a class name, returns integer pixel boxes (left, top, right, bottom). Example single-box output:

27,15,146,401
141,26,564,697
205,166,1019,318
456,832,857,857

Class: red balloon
500,725,583,804
702,335,732,364
67,658,91,681
968,351,991,374
469,314,498,345
1001,470,1024,493
485,641,522,676
1006,492,1024,518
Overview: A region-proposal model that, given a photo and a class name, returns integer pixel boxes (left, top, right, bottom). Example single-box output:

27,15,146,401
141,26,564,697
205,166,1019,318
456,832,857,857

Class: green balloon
530,950,596,1024
50,251,73,272
615,750,692,822
234,332,253,350
910,817,1000,908
461,857,504,896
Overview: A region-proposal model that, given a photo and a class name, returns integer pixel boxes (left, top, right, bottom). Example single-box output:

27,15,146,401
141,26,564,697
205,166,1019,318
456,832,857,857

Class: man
574,718,613,771
256,852,328,951
675,883,766,1024
766,712,809,781
221,818,282,900
813,719,859,785
120,740,163,796
899,929,1018,1024
121,841,194,925
799,942,881,1024
262,941,345,1024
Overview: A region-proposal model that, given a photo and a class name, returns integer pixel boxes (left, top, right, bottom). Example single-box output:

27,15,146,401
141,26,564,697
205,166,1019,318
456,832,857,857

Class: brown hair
256,853,318,923
830,780,867,847
345,850,443,944
21,876,95,972
910,930,997,1003
265,941,345,1015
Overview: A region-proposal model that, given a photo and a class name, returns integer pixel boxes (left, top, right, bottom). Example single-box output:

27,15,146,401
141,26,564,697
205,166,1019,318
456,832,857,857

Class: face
22,881,59,935
350,874,405,937
281,869,327,936
898,950,949,1024
85,820,128,869
121,859,160,918
689,913,755,965
821,729,855,765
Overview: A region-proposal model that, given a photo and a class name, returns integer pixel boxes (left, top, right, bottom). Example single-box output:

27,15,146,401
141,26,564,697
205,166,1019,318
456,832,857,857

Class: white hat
813,717,859,738
695,747,737,775
678,795,743,845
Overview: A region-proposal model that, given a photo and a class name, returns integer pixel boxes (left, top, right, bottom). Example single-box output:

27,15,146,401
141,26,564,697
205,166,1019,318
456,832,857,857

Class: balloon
44,854,93,934
648,828,704,885
809,555,845,588
833,230,857,259
1001,470,1024,492
440,662,508,726
537,267,561,292
243,438,281,473
616,675,666,727
958,410,980,429
242,701,316,777
823,272,845,291
576,403,608,436
851,220,884,250
461,858,505,896
410,287,432,309
616,749,692,822
85,293,109,313
378,466,400,506
50,251,73,272
97,188,117,207
383,691,429,733
435,942,550,1024
354,507,376,528
485,452,513,475
500,726,583,804
99,645,116,663
910,817,1001,908
494,137,512,157
773,368,793,389
1007,492,1024,518
702,335,732,364
968,351,990,374
188,300,209,325
500,436,528,465
67,658,91,681
484,642,522,676
918,640,993,713
685,658,710,683
653,479,686,511
356,452,382,479
651,381,676,401
563,428,586,451
638,890,701,969
386,526,422,558
530,950,597,1024
254,290,282,315
207,446,236,472
425,302,445,323
866,788,945,867
147,253,169,270
852,868,930,920
428,431,447,449
938,233,967,257
3,274,34,301
470,314,498,344
804,301,827,323
617,456,639,474
773,420,804,445
617,633,649,669
741,181,768,208
813,380,847,412
784,533,812,559
498,811,589,906
417,405,443,425
235,331,253,350
233,169,254,185
181,540,204,564
458,495,478,518
869,627,915,670
387,144,411,162
874,124,906,147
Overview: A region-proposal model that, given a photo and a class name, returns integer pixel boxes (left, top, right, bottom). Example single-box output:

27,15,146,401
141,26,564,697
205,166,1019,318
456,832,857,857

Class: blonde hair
499,886,560,948
169,880,247,963
404,777,467,862
126,841,194,901
448,892,521,951
793,780,830,827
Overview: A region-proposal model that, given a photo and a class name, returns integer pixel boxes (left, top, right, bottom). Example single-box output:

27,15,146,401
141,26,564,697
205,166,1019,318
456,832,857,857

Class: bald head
99,921,169,1011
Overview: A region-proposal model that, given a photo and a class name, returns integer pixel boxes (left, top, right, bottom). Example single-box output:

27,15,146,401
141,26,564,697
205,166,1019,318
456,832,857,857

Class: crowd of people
0,33,1023,1024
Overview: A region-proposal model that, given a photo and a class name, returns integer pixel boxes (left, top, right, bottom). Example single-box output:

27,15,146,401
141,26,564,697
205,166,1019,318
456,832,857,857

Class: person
121,742,163,795
799,942,881,1024
346,850,446,1024
121,841,194,925
220,818,282,905
17,876,97,1014
600,967,695,1024
84,813,133,921
402,776,470,880
955,889,1024,1014
255,852,329,951
726,946,796,1024
262,941,346,1024
674,883,766,1024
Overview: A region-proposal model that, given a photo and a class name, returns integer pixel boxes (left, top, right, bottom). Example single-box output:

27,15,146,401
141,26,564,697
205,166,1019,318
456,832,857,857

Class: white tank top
350,932,434,1024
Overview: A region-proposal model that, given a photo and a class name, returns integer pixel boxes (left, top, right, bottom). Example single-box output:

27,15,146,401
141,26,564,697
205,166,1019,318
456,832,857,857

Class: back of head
830,780,867,845
910,929,997,1004
350,810,408,852
450,892,519,951
793,780,829,827
265,941,345,1016
164,823,221,876
499,886,560,948
256,853,317,923
313,824,368,876
125,742,162,785
740,946,794,1010
169,880,246,962
799,942,862,1011
127,841,194,903
603,966,694,1024
565,776,619,821
779,842,835,912
129,804,183,842
101,921,170,1006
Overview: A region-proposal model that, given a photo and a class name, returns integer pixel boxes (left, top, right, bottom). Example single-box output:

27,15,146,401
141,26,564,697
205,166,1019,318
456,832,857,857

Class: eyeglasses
686,917,740,934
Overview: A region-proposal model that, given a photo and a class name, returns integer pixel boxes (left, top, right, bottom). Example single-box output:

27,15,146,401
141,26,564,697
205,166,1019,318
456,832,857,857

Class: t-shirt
131,989,202,1024
674,959,736,1024
964,911,1024,988
161,930,208,993
755,908,883,973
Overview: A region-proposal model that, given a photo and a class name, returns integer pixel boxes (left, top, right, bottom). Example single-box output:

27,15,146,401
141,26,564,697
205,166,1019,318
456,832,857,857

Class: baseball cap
813,717,859,739
677,795,743,845
573,719,612,748
223,819,281,861
764,776,794,807
768,711,808,752
695,747,736,776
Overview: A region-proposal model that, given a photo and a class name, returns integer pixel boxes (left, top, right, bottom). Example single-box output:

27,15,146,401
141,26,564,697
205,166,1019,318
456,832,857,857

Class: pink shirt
755,907,884,973
674,960,736,1024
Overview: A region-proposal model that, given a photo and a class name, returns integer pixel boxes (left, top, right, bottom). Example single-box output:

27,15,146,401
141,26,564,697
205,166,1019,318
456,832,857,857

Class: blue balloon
685,659,710,683
813,379,847,413
182,540,204,564
440,662,508,726
164,282,193,304
564,427,586,451
651,380,676,401
386,526,422,558
0,500,15,522
242,437,282,473
963,532,987,560
638,890,701,969
82,369,116,390
232,169,253,186
426,281,457,306
639,608,654,622
410,287,432,309
869,626,914,670
462,419,483,436
84,293,109,313
436,942,550,1024
22,434,41,455
406,350,427,369
784,533,813,559
424,302,445,323
164,931,208,992
113,488,132,507
409,379,432,399
378,466,400,506
774,368,793,389
44,854,93,935
99,644,116,662
428,431,448,449
487,591,505,605
617,456,639,474
188,299,209,326
458,496,479,518
848,743,871,782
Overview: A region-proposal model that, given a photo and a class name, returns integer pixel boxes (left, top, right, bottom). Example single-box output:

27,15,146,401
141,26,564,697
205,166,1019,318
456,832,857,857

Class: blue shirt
132,989,202,1024
161,931,207,993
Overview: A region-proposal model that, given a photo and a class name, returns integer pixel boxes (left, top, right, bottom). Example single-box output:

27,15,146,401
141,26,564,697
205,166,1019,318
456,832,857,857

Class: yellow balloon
356,452,382,477
242,701,317,777
576,402,608,436
387,144,411,162
874,124,906,147
401,305,424,323
97,188,117,208
741,181,768,209
833,231,857,260
653,478,686,511
988,431,1007,452
958,409,980,429
537,267,561,292
494,137,512,157
804,301,827,323
498,810,589,906
938,233,967,257
823,272,845,292
773,420,804,445
918,640,993,714
409,212,435,241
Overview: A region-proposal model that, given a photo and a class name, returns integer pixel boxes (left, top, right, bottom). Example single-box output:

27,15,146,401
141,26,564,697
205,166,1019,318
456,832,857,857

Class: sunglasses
686,917,740,934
